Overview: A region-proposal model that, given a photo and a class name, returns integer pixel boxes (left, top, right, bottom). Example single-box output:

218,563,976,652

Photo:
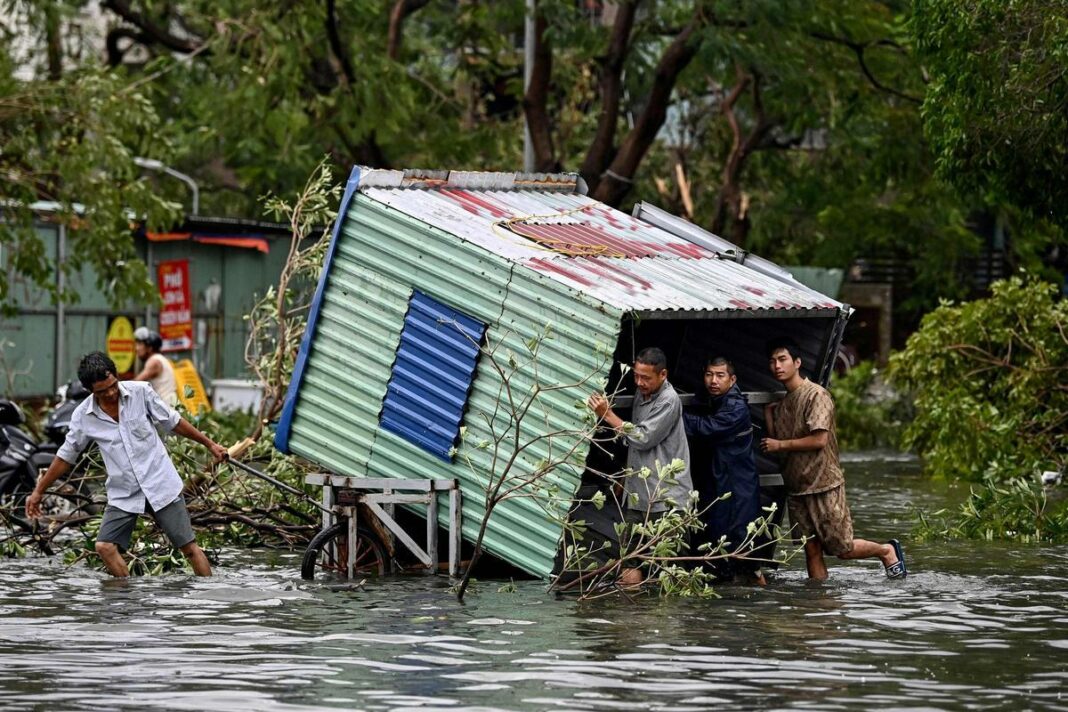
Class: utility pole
132,157,200,335
523,0,536,172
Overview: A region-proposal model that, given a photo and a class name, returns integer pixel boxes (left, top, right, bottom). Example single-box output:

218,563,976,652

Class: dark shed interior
555,310,848,579
596,313,843,473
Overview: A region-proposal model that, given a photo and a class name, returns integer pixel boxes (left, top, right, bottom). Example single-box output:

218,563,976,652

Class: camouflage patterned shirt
774,379,845,496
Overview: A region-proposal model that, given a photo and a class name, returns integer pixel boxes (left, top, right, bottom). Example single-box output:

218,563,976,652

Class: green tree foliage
915,475,1068,544
890,278,1068,481
183,0,985,317
911,0,1068,232
830,361,911,451
0,2,179,312
4,0,1054,323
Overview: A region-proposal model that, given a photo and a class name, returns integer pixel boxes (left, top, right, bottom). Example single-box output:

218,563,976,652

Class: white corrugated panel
526,256,841,313
360,174,844,316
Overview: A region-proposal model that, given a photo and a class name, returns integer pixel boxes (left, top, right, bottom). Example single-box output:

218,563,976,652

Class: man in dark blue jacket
684,357,764,583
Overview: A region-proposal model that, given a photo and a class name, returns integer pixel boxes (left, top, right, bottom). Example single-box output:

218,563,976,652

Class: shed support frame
305,474,462,578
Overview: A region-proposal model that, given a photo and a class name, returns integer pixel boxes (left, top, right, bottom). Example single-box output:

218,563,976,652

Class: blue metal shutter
379,291,487,460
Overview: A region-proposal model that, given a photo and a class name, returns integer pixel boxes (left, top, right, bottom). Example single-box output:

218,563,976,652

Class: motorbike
42,378,90,449
0,400,57,500
0,381,96,517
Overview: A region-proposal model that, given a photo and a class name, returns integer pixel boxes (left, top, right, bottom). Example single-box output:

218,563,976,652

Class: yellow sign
105,316,135,373
172,359,212,415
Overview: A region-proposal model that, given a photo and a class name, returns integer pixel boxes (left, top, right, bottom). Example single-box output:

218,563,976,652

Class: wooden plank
345,506,358,579
449,486,461,577
360,493,430,505
321,485,335,534
383,488,395,574
744,391,787,405
365,501,432,567
305,474,459,491
431,479,459,491
427,492,439,576
304,474,433,490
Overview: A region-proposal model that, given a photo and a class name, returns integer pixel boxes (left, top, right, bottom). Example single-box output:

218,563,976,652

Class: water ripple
0,464,1066,710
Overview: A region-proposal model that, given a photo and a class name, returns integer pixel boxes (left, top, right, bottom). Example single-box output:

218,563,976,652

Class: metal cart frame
304,474,462,579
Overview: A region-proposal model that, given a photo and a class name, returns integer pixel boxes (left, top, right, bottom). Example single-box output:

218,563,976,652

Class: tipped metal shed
276,167,849,579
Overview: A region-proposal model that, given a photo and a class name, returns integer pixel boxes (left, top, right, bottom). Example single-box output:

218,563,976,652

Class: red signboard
157,259,193,352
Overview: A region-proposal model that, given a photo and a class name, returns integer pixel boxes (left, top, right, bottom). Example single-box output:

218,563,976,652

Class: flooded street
1,454,1066,711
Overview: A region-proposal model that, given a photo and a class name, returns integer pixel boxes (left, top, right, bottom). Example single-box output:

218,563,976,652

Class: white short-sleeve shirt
57,381,183,513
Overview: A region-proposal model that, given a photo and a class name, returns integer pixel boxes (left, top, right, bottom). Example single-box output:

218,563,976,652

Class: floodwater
2,454,1067,711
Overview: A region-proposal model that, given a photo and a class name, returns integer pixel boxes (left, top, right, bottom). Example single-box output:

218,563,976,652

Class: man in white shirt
133,327,178,404
26,352,228,577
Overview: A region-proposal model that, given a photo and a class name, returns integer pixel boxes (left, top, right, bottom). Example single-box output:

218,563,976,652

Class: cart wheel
301,521,387,581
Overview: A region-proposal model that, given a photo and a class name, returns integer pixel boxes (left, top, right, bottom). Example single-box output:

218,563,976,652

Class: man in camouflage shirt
761,337,907,580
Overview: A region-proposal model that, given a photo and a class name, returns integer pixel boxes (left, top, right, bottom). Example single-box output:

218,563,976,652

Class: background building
0,207,293,398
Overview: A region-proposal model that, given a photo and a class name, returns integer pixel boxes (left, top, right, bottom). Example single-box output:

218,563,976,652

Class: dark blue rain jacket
683,384,761,556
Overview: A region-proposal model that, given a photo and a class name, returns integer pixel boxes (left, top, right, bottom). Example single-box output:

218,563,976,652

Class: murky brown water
1,454,1066,710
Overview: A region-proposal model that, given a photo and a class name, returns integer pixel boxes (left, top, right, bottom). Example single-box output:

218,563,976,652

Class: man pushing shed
761,337,907,580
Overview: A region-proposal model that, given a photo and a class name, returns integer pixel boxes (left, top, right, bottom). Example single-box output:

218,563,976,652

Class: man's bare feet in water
748,569,767,587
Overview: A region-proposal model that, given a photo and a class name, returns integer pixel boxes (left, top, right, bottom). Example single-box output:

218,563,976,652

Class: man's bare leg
838,538,897,568
804,538,829,580
179,541,212,576
95,541,130,577
734,570,768,586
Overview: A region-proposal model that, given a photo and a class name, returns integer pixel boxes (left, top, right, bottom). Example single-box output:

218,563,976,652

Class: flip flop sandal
885,538,908,579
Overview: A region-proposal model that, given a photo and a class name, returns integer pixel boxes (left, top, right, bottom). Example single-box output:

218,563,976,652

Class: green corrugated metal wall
285,194,622,578
0,222,291,398
286,260,410,472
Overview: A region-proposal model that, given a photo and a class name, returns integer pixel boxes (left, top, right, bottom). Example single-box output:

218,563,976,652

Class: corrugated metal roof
363,185,706,264
631,201,847,310
358,169,843,316
524,255,836,312
278,166,848,581
380,291,486,461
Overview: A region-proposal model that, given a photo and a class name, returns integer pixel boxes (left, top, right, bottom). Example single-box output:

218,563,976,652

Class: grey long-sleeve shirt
622,380,693,513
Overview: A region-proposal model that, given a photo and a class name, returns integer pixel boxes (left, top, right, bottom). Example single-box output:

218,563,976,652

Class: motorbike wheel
60,467,104,515
5,485,91,518
301,521,386,581
17,457,102,517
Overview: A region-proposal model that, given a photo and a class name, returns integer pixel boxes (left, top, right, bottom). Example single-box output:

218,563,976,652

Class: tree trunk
387,0,431,60
44,4,63,80
591,15,704,206
710,70,772,248
101,0,204,54
456,498,496,601
522,8,558,172
580,0,641,192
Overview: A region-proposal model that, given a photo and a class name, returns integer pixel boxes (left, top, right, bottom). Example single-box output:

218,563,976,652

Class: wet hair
766,337,802,362
77,351,118,390
135,329,163,352
705,356,736,376
635,347,667,372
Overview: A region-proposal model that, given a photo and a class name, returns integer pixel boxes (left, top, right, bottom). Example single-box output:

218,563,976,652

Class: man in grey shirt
26,351,228,577
588,347,693,582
